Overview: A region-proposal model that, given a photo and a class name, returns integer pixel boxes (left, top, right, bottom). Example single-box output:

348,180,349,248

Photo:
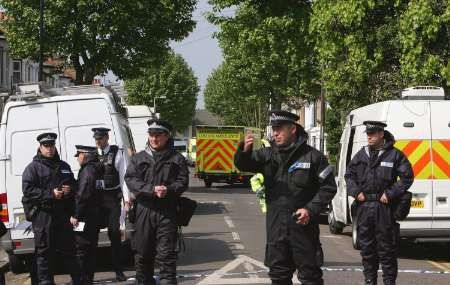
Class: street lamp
153,95,166,118
38,0,44,82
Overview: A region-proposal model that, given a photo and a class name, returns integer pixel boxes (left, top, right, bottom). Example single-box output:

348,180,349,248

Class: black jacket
125,140,189,211
234,135,337,217
22,151,76,218
74,158,103,220
345,131,414,201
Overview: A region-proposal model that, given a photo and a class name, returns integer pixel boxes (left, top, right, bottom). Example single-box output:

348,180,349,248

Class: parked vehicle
174,139,188,158
328,86,450,247
187,138,196,167
0,84,135,273
195,125,262,188
125,105,152,152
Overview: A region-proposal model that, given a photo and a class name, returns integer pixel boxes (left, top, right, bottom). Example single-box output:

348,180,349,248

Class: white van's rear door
388,101,432,229
57,99,115,173
429,101,450,229
5,103,59,230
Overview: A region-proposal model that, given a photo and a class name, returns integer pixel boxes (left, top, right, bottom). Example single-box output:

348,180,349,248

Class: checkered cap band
270,113,297,123
148,122,170,133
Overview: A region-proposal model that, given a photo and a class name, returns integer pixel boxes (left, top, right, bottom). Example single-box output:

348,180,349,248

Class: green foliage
399,0,450,88
310,0,450,157
204,63,269,128
207,0,319,111
125,52,199,132
1,0,197,84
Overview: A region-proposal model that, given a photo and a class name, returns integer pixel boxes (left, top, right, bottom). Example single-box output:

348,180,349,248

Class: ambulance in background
195,125,262,188
328,86,450,248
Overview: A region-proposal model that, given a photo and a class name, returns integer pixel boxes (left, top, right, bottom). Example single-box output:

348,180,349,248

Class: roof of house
193,109,222,126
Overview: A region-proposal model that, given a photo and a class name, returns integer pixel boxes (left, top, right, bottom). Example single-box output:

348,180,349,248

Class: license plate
411,199,424,208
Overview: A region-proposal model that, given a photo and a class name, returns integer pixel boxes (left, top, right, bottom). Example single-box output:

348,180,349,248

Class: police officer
71,145,104,285
22,132,77,285
125,119,189,285
234,110,337,285
91,127,129,281
345,121,414,285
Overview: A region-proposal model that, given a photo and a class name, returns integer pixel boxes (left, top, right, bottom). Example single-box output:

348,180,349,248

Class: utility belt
96,180,120,192
364,193,383,201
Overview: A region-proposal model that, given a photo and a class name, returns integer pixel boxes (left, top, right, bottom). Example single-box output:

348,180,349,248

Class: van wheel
328,205,344,234
8,253,27,274
204,180,212,188
352,215,360,250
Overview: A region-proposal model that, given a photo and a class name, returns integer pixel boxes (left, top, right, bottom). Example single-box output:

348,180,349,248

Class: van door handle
0,155,11,161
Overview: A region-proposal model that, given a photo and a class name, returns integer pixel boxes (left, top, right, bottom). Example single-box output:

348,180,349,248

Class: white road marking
196,255,297,284
224,216,235,228
232,232,240,241
321,235,343,239
243,261,258,279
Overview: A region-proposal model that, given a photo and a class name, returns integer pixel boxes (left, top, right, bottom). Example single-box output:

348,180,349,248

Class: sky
171,0,229,109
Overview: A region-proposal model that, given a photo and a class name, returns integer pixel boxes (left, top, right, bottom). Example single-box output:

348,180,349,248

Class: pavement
5,173,450,284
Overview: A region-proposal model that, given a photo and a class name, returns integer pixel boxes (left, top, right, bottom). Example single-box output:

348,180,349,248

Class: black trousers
357,201,399,285
265,220,323,285
102,190,123,271
73,219,100,285
133,204,178,285
32,214,76,285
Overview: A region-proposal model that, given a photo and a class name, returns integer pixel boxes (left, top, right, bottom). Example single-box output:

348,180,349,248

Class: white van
0,84,135,272
328,86,450,247
125,105,152,152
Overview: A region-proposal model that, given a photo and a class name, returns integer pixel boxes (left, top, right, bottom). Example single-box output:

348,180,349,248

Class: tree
311,0,450,158
125,52,199,132
0,0,197,84
204,63,269,128
399,0,450,92
310,0,409,157
208,0,319,109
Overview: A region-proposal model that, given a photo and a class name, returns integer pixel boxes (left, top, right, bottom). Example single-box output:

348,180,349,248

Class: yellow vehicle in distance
187,138,196,167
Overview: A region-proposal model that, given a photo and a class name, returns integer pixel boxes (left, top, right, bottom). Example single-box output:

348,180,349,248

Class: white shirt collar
99,144,110,154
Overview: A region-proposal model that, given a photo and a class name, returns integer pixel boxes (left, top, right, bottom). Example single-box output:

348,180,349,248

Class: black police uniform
234,110,337,285
345,121,414,285
92,127,126,279
125,119,189,285
73,146,104,285
22,133,77,285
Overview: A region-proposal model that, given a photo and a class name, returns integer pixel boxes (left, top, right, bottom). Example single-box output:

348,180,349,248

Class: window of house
12,59,22,84
0,47,4,86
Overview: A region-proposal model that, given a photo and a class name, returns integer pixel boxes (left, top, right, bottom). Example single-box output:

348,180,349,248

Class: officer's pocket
293,169,310,187
379,166,394,181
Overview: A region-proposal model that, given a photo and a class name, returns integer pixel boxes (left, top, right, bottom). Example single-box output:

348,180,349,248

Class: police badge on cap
74,145,97,157
36,132,57,144
269,110,300,127
91,127,110,139
147,119,173,134
363,121,387,133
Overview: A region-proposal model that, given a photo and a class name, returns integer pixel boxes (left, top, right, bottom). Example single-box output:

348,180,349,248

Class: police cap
363,120,387,133
269,110,300,127
36,132,57,144
91,127,111,139
74,145,97,157
147,119,173,134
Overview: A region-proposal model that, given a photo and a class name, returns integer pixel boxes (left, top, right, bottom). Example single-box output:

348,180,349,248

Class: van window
346,127,356,166
6,103,59,175
57,99,114,171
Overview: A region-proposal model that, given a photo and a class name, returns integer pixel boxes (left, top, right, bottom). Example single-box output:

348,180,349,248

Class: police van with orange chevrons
328,86,450,247
195,125,262,188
